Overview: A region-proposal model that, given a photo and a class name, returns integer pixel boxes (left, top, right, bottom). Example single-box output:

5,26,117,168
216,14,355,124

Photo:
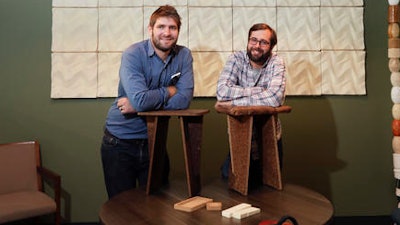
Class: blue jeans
101,129,149,199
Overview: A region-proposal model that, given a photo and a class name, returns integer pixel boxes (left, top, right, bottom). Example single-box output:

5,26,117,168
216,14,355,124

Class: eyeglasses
249,37,270,47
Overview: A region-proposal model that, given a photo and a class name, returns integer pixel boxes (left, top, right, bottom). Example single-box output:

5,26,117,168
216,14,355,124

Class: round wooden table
99,179,333,225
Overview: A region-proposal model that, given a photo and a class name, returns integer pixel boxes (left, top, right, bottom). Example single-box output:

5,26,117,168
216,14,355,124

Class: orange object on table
259,220,292,225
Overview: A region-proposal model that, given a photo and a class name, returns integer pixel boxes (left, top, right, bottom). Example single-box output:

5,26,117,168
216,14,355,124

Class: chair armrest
37,167,61,215
37,167,61,190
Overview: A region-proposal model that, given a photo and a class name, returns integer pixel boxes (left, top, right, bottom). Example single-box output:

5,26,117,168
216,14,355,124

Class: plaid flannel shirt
216,50,286,139
216,50,286,107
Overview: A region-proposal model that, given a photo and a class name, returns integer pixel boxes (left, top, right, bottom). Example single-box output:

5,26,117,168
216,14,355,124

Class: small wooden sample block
206,202,222,211
232,206,261,219
221,203,252,218
174,196,213,212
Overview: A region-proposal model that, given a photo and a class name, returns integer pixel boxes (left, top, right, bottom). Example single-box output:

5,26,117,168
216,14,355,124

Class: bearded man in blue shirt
101,5,194,199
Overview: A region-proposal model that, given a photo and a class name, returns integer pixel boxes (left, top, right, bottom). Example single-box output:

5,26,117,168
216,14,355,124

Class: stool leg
227,115,253,195
146,116,170,195
180,116,203,197
260,115,282,190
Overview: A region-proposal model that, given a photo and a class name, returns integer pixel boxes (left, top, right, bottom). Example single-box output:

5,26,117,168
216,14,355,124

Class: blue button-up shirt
105,39,194,139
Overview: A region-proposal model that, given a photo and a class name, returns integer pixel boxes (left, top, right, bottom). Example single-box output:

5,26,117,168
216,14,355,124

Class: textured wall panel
99,8,143,52
233,7,276,51
189,0,231,6
52,8,98,52
232,0,275,6
321,7,364,50
144,0,187,6
51,53,98,98
277,7,320,51
99,0,143,7
278,0,320,6
188,7,232,52
321,0,364,6
98,53,121,97
51,0,366,98
321,51,366,95
281,52,322,95
52,0,97,7
192,52,230,97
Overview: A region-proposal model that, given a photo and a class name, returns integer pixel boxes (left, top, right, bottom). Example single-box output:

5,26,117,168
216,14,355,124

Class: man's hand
117,97,136,114
214,101,233,111
167,86,177,98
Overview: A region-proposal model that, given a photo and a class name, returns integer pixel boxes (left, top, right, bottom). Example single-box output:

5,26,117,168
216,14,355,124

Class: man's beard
152,33,177,52
247,47,270,64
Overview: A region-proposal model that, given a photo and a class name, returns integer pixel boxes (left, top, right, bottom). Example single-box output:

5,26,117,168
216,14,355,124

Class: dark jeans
101,129,149,199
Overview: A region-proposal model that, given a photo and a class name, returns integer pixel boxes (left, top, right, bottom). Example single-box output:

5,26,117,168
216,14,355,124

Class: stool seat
215,104,292,195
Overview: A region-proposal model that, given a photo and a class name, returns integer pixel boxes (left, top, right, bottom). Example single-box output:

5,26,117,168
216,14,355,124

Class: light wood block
232,206,261,219
221,203,251,218
174,196,213,212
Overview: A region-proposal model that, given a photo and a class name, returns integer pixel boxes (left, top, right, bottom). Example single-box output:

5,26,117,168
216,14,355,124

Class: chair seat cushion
0,191,56,223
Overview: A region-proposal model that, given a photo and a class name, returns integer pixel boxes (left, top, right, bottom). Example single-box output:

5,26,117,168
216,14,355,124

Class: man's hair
248,23,277,48
149,5,182,31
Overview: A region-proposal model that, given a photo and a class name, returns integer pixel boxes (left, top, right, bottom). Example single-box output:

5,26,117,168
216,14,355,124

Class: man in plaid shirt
216,23,286,187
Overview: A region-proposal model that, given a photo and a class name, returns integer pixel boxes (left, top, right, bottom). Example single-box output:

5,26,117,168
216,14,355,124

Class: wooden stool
138,109,209,197
215,104,292,195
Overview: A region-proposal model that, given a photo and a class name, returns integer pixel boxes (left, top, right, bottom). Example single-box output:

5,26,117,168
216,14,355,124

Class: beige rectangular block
232,206,261,219
221,203,251,218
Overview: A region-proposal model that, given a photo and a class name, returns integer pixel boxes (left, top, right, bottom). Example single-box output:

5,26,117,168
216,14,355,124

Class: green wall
0,0,395,222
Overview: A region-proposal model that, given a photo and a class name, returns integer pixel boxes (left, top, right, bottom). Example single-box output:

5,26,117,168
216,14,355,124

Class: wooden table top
99,179,333,225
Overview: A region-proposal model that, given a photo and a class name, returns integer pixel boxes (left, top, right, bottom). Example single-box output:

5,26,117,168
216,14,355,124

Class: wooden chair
0,141,61,225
